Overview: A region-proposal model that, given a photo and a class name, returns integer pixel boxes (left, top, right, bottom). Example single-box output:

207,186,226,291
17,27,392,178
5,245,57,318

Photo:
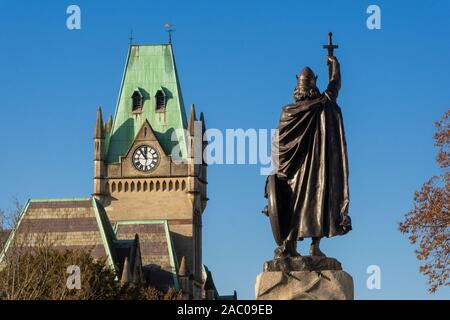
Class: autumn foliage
0,202,182,300
0,246,182,300
399,108,450,293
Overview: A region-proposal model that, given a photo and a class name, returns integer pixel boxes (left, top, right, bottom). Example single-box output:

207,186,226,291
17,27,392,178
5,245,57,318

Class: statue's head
294,67,320,102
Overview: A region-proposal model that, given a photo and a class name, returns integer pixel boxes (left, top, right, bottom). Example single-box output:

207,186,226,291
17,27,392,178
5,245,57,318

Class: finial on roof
94,106,104,139
107,115,113,131
120,257,130,286
164,23,175,44
199,111,206,134
129,30,133,46
199,112,207,153
133,233,140,249
178,256,189,277
187,104,197,136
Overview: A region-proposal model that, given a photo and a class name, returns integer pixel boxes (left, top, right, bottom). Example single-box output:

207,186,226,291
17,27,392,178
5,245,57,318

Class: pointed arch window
155,89,166,111
131,89,143,112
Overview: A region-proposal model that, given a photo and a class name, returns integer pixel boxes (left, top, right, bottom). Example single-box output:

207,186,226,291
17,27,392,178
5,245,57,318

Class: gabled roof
105,44,188,163
0,198,117,272
122,119,168,157
114,220,179,291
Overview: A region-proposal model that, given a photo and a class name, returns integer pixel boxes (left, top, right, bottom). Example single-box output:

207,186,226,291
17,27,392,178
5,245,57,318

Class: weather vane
129,30,134,46
164,23,175,44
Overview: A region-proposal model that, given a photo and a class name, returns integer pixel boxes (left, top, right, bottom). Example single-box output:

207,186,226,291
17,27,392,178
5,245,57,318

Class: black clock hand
142,147,147,160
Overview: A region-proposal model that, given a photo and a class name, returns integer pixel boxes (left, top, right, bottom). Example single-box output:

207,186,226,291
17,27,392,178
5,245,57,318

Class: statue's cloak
270,94,351,240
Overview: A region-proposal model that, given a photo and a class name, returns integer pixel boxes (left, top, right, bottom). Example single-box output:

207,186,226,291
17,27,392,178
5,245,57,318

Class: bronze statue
263,33,351,259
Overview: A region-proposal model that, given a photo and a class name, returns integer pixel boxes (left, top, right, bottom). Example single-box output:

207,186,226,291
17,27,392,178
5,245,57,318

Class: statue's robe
269,91,351,241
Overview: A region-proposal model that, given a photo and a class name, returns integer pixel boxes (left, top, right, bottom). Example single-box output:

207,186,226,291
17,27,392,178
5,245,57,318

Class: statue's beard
293,86,321,102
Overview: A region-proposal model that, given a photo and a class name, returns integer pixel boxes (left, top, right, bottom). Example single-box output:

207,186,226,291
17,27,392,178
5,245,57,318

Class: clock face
132,145,159,172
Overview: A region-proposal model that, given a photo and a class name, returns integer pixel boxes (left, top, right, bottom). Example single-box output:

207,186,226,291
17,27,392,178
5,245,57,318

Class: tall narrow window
131,90,143,112
155,90,166,111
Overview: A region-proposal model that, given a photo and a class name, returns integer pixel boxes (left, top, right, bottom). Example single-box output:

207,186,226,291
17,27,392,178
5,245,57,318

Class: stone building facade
0,43,235,300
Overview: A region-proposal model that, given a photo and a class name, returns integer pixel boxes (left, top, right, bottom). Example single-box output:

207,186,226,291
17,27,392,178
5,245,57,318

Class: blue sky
0,0,449,299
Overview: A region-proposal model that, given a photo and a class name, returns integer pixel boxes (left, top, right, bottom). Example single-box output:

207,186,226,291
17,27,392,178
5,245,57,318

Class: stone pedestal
255,256,354,300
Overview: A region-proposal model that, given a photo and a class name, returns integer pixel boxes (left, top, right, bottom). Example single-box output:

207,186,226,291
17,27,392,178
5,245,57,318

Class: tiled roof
115,220,178,291
1,199,194,293
0,198,116,272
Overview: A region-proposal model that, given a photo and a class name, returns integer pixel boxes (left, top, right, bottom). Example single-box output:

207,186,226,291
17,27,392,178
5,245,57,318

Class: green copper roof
105,44,188,163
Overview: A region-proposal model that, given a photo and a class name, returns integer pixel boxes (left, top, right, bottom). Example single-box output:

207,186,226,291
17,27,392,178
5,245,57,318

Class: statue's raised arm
324,56,341,101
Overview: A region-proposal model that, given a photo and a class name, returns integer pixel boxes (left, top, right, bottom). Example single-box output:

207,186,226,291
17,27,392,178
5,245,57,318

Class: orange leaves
399,107,450,293
434,109,450,169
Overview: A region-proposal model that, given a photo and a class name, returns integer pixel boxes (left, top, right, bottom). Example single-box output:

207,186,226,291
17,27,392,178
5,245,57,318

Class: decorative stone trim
107,178,187,194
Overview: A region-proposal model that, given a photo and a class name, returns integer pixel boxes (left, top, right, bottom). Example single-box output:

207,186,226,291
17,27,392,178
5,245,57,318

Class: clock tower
93,44,208,285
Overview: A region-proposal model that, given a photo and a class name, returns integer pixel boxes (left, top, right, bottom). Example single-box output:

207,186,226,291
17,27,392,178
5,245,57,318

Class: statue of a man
264,54,352,258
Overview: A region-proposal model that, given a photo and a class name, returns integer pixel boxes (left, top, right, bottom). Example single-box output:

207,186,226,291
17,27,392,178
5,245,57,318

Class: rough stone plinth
255,256,354,300
264,256,342,272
